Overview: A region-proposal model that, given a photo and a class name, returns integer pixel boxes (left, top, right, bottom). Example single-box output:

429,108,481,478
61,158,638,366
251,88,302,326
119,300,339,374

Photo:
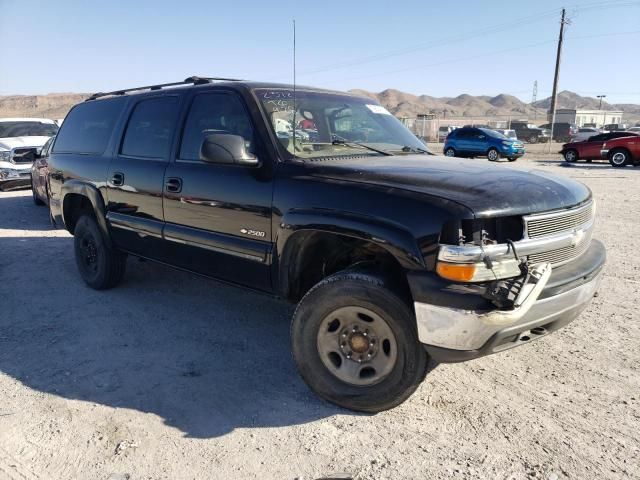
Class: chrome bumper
414,265,602,352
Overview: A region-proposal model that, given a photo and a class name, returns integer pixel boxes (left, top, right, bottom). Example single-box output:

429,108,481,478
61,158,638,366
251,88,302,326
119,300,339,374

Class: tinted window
589,134,606,142
53,98,125,154
180,92,254,161
454,128,472,139
0,121,58,138
120,97,180,159
41,137,53,156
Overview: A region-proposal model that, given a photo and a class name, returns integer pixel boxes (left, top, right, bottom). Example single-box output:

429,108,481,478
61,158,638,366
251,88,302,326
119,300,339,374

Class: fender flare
275,209,425,297
60,180,112,246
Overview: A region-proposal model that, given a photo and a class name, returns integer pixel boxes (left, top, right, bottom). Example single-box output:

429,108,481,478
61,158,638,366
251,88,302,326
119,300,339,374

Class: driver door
161,90,274,291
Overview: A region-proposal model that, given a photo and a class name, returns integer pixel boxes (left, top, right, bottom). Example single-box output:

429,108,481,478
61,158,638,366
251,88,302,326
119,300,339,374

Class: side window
52,97,125,154
41,138,52,157
179,93,254,161
120,96,180,159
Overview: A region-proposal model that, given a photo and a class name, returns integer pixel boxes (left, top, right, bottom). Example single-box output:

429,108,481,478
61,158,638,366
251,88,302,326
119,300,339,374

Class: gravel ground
0,153,638,480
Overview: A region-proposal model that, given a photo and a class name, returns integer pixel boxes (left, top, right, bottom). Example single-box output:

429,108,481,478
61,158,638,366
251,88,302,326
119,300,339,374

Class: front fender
278,209,424,269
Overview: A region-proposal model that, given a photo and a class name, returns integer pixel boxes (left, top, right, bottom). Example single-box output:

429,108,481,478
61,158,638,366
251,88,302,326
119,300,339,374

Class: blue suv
444,127,525,162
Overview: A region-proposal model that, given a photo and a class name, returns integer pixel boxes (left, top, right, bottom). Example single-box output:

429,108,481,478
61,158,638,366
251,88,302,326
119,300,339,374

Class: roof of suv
85,76,355,102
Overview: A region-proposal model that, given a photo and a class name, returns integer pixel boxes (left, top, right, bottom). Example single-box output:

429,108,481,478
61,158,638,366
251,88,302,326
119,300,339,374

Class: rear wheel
31,177,45,206
487,148,500,161
444,147,456,157
291,270,428,412
73,214,127,289
609,148,631,167
563,149,578,163
528,135,539,144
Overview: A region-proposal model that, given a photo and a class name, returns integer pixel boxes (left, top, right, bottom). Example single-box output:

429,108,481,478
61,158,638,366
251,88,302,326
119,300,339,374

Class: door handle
111,172,125,186
165,177,182,193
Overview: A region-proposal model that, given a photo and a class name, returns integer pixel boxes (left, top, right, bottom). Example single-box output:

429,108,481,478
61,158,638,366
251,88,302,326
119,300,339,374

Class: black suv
48,77,605,412
539,122,579,143
509,121,551,143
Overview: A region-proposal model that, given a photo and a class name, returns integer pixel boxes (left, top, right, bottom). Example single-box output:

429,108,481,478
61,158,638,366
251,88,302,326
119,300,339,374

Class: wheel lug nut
367,353,372,358
357,358,362,363
363,332,368,337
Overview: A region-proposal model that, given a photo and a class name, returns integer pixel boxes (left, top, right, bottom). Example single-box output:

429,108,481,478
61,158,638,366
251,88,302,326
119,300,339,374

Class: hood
303,155,591,218
0,136,51,150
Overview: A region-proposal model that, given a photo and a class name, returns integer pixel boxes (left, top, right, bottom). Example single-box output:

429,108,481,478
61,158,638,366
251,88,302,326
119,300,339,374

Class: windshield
255,89,429,159
0,121,59,138
480,128,508,139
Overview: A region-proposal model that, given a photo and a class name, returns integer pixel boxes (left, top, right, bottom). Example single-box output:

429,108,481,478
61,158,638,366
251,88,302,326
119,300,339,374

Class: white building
554,109,624,127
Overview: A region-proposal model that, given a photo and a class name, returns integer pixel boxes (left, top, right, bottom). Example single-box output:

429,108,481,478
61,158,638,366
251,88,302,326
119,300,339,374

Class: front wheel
444,147,456,157
528,135,539,144
609,148,631,168
73,214,127,289
563,149,578,163
487,148,500,161
291,270,428,412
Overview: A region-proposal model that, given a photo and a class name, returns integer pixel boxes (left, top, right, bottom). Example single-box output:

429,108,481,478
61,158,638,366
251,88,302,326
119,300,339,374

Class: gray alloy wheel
609,148,630,167
528,135,539,144
316,306,398,387
444,147,456,157
487,148,500,161
563,149,578,163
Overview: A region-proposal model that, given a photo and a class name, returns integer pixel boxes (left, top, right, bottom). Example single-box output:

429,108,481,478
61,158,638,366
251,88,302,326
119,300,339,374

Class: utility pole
532,80,538,121
548,8,567,149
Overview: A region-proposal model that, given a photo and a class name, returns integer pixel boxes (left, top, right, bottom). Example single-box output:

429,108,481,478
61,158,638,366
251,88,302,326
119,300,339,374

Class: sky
1,0,639,103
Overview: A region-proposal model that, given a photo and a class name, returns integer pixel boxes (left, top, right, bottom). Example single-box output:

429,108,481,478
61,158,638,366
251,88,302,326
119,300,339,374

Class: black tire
528,135,539,144
73,214,126,289
291,270,428,412
487,148,500,162
31,177,45,206
444,147,456,157
563,149,578,163
608,148,631,168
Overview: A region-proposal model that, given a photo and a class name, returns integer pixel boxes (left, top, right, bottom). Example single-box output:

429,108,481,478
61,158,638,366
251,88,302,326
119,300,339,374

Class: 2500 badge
240,228,266,238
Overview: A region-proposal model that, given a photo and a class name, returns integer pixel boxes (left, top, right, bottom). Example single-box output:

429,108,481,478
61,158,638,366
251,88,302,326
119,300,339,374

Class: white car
627,126,640,133
571,127,601,142
0,118,58,190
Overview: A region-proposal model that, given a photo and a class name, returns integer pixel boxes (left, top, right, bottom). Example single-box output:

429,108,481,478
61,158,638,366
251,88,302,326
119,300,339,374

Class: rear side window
120,96,180,159
53,97,125,154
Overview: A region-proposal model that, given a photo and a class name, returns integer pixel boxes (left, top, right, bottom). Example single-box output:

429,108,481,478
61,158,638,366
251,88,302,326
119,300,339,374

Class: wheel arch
61,180,111,245
275,211,423,302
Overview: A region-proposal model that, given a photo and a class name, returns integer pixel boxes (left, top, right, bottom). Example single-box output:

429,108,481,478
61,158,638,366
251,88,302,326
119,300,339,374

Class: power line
295,8,563,77
309,30,640,87
295,1,640,79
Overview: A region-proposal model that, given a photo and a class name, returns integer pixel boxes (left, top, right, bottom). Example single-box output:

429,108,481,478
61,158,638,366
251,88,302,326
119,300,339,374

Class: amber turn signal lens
436,262,477,282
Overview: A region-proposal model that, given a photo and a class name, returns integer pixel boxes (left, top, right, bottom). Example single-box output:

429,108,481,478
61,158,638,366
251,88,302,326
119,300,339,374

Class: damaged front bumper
408,239,605,362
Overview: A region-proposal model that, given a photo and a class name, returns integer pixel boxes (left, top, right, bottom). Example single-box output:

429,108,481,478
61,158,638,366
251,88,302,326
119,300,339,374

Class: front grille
525,202,594,239
528,235,591,266
11,147,37,164
524,201,595,267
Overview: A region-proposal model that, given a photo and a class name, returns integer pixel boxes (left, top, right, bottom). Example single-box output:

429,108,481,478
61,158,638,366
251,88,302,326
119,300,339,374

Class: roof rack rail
85,76,243,101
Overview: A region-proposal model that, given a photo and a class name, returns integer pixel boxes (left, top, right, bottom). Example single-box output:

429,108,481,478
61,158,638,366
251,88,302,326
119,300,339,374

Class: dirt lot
0,152,639,480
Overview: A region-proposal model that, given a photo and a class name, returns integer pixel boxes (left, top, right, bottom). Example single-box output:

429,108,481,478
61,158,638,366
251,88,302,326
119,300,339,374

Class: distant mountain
0,93,89,119
0,89,638,125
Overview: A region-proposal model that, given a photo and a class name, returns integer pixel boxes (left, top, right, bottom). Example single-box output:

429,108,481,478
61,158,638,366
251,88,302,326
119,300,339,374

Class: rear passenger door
106,94,182,255
161,90,274,291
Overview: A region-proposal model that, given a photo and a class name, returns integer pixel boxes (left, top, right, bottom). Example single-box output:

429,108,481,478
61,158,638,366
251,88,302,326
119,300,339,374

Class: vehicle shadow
0,191,55,230
0,233,347,438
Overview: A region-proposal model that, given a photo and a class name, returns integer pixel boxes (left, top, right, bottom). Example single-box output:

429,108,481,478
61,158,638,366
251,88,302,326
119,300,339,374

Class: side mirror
200,133,259,166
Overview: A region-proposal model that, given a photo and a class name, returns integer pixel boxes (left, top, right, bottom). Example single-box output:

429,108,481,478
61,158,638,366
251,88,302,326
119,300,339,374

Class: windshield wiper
331,137,394,156
400,145,434,155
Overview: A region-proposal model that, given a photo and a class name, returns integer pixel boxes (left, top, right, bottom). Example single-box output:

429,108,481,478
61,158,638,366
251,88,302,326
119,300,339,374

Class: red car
30,136,53,205
560,131,639,163
601,134,640,167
